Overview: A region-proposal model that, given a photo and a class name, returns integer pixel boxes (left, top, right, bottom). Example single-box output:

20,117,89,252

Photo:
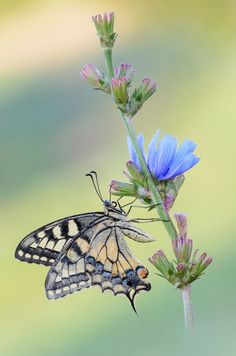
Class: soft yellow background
1,1,235,355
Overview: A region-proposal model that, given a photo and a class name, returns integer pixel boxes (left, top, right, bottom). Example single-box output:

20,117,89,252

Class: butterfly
15,172,155,311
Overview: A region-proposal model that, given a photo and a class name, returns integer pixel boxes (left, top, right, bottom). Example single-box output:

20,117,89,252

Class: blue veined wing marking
15,172,155,311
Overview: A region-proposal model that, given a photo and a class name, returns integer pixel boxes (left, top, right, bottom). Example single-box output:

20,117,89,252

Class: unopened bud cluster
92,12,117,48
149,214,212,289
112,75,156,116
81,60,156,116
80,12,157,117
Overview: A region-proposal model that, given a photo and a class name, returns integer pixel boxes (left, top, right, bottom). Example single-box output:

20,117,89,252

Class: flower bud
174,213,188,239
176,263,186,272
115,63,136,85
190,251,213,276
172,238,193,263
80,64,111,93
132,78,157,103
149,250,173,279
111,77,129,110
92,12,117,48
128,78,157,116
150,233,212,289
110,180,136,197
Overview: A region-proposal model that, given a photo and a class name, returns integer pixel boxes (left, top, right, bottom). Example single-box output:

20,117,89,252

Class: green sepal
126,161,145,185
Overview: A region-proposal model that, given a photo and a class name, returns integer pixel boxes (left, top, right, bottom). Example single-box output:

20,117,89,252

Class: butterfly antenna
90,171,104,201
85,172,103,202
109,183,112,203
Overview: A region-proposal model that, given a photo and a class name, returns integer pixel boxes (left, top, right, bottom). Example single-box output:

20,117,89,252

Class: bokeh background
1,0,236,355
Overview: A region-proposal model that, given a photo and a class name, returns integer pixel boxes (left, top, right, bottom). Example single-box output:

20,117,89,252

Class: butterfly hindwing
87,225,151,310
45,222,111,298
45,220,151,310
15,213,105,266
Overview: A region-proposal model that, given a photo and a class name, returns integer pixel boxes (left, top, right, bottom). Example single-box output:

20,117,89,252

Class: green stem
104,48,115,79
181,285,194,331
103,47,177,240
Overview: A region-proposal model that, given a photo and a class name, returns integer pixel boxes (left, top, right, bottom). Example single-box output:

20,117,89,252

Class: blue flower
127,130,200,181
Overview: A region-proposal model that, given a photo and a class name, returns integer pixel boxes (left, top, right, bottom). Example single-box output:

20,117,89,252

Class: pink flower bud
172,237,193,263
80,64,102,86
176,263,186,272
115,63,136,84
92,12,116,48
174,213,188,239
149,250,172,279
80,64,111,93
111,77,129,105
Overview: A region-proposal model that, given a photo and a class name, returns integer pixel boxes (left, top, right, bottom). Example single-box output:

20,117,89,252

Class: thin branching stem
104,47,178,241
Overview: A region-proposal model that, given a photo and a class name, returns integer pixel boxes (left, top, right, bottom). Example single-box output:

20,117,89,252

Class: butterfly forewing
15,213,105,266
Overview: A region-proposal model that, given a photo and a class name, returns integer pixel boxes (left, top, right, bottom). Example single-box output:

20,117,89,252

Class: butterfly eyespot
112,201,117,208
136,266,149,279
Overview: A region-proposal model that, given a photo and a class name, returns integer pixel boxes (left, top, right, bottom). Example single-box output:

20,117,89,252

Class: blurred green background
1,0,236,355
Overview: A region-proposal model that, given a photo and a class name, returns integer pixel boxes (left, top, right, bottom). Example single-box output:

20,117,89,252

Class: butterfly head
86,171,127,219
103,199,127,219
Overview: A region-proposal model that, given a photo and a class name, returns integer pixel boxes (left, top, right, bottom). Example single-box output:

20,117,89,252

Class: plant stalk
181,285,194,331
104,47,178,240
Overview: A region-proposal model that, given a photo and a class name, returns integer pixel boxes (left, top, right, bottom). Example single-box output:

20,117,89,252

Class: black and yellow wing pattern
15,213,104,266
15,210,153,311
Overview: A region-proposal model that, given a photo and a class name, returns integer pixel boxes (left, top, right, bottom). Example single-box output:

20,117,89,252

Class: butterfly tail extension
128,293,138,314
127,280,151,314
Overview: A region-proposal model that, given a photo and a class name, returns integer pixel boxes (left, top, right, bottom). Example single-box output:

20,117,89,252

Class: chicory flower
127,130,200,181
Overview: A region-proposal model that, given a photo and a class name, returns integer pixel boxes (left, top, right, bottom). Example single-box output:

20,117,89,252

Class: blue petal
127,136,140,168
147,130,160,174
174,139,197,162
162,153,200,179
127,134,145,170
137,133,145,158
155,135,177,179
